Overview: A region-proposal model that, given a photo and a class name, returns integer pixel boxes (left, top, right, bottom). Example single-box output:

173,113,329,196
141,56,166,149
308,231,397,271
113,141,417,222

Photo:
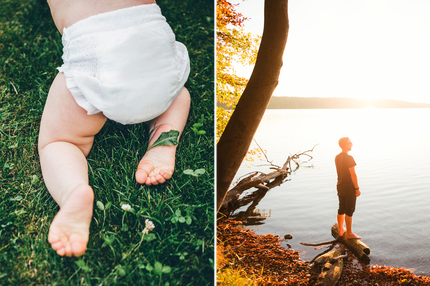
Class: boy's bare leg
39,73,106,256
135,87,190,186
345,215,361,239
337,214,345,237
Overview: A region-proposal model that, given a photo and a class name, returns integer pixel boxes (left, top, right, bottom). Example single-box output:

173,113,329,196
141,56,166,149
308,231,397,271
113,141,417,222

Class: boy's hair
338,137,350,148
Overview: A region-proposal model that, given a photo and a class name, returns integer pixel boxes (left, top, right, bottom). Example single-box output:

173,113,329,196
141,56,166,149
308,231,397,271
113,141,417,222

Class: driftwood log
308,247,345,286
331,223,370,265
300,223,371,285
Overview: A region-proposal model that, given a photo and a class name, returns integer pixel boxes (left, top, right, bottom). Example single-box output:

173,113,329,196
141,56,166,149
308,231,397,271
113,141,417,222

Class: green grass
0,0,214,285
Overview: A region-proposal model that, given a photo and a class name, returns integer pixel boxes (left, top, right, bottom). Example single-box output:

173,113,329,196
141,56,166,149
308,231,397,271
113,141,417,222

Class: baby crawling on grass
39,0,190,257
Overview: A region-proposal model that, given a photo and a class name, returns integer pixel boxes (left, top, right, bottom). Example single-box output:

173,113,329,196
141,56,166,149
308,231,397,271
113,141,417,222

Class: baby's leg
38,73,106,256
135,87,190,185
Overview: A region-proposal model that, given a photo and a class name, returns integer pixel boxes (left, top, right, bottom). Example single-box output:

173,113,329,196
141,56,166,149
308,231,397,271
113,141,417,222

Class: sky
229,0,430,104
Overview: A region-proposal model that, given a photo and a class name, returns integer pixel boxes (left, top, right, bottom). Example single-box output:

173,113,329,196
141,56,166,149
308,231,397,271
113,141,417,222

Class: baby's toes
157,177,166,185
136,163,154,184
48,231,60,244
50,240,64,251
56,247,66,256
70,234,87,256
160,169,173,180
58,241,72,257
146,175,159,186
136,169,148,184
156,173,167,184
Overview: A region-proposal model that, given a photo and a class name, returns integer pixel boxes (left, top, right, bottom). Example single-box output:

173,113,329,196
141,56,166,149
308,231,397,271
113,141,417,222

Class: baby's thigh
38,73,107,155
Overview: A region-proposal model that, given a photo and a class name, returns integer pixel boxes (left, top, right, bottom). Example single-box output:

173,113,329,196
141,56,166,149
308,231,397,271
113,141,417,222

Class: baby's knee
37,130,94,157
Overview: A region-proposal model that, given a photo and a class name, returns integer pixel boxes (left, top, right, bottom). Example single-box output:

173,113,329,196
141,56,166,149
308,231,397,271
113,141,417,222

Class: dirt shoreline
217,219,430,285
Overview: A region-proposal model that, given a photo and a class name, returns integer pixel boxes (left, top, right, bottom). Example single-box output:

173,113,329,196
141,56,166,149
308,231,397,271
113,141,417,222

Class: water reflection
230,187,269,226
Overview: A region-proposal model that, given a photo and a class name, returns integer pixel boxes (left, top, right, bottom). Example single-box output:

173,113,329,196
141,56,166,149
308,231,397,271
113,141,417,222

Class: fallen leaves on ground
218,219,309,285
218,218,430,285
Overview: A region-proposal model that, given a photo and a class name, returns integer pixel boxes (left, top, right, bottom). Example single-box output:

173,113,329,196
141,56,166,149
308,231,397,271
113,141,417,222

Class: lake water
233,108,430,276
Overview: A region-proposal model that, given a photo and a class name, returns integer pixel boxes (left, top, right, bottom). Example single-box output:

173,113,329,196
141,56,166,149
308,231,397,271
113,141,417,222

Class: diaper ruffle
61,69,101,115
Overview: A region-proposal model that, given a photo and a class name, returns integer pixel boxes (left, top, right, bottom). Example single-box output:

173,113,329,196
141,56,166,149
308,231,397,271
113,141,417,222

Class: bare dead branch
253,138,272,165
269,167,281,171
232,171,262,186
220,147,317,212
255,183,269,190
300,239,338,247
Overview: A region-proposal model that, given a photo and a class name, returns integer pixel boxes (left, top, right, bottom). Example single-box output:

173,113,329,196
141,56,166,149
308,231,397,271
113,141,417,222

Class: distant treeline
267,97,430,109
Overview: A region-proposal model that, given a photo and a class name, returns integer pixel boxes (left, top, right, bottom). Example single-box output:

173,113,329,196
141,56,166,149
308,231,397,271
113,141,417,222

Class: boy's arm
349,166,361,197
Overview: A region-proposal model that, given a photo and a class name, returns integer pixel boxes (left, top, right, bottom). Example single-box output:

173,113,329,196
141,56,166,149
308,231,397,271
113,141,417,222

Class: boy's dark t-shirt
335,152,356,196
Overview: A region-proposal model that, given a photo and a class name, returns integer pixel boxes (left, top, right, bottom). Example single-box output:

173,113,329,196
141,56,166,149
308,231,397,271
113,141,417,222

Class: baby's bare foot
48,184,94,257
346,232,361,240
135,124,177,186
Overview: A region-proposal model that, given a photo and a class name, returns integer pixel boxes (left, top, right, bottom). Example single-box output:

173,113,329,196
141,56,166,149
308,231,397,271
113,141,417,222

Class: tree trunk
217,0,289,211
331,223,371,265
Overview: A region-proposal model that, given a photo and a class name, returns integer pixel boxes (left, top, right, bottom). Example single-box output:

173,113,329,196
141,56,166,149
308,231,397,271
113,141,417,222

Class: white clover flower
145,219,155,230
121,204,131,211
142,219,155,235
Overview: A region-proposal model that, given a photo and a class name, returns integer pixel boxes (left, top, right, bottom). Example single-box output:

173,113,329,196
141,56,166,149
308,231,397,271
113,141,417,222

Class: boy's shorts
337,185,357,217
57,4,190,125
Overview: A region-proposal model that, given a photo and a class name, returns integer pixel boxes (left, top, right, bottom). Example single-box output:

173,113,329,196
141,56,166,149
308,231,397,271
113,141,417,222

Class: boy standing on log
335,137,361,239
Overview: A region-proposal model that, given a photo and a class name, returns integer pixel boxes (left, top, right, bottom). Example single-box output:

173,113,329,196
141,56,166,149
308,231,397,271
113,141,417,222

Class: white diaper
57,4,190,125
